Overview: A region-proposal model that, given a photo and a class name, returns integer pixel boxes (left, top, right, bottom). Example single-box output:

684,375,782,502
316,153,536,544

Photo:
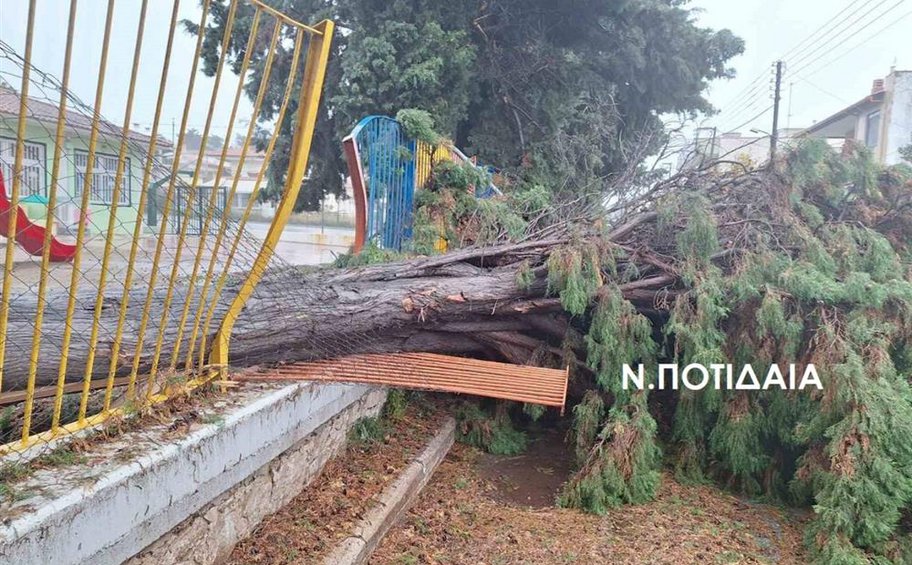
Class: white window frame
864,110,881,149
73,150,131,206
0,137,47,198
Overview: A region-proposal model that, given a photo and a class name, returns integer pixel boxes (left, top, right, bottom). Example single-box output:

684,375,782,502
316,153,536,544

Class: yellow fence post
208,19,335,377
0,2,336,457
0,0,35,402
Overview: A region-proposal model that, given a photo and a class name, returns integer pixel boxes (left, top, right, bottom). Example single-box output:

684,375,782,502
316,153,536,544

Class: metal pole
786,81,794,131
709,127,718,161
770,60,783,163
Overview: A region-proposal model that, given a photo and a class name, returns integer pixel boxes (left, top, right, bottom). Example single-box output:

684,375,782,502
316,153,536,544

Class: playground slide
0,170,77,262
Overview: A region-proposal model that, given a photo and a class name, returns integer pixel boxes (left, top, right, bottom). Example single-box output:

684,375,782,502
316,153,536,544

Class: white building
801,69,912,165
177,147,268,212
677,128,802,171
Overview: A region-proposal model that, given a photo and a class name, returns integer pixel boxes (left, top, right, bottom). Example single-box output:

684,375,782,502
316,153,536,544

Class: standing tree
187,0,743,210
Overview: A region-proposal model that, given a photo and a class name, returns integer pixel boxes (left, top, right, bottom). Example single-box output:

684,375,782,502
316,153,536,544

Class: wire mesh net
0,0,353,464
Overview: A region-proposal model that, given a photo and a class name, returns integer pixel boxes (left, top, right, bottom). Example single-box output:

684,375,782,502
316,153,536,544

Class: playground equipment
343,115,499,252
0,169,76,261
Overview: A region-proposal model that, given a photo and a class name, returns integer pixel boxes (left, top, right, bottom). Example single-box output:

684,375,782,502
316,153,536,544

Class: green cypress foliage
339,128,912,563
551,143,912,563
455,402,528,456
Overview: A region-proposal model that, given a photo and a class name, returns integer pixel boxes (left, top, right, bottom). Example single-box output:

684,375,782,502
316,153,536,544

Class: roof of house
204,147,267,159
800,90,885,138
0,86,172,148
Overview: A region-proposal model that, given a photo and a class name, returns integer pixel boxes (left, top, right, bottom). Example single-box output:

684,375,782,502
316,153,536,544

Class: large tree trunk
3,222,672,392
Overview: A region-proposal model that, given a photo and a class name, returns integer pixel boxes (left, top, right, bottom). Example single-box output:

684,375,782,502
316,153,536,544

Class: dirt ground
475,428,574,509
226,397,809,564
227,397,450,564
372,431,810,565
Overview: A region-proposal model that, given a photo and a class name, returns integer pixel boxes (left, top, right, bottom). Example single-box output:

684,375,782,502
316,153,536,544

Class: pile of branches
302,141,912,564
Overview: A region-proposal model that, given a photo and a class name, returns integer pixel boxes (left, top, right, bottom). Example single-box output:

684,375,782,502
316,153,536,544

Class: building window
865,110,881,149
0,137,47,198
74,150,131,206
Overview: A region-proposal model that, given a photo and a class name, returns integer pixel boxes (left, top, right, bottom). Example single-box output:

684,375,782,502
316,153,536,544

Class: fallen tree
5,140,912,562
242,141,912,562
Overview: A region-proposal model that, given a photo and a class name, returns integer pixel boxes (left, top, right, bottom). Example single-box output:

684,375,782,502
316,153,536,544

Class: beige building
801,70,912,165
177,147,267,212
677,128,802,171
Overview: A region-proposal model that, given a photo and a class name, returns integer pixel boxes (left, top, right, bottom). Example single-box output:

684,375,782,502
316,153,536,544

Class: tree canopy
188,0,743,210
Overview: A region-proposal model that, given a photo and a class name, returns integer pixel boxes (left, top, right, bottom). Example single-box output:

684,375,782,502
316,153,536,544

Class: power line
788,0,904,74
716,83,776,133
708,0,885,133
791,76,848,104
713,74,765,116
727,0,898,126
723,104,774,136
785,0,890,69
778,0,870,61
775,1,909,140
790,1,910,78
713,80,768,124
709,0,871,121
718,104,767,133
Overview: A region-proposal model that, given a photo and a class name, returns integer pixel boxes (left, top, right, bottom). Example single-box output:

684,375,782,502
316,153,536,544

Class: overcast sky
0,0,910,148
0,0,255,147
692,0,911,135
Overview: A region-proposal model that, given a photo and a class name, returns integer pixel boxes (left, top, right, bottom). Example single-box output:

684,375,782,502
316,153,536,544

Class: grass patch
455,402,527,456
0,407,14,445
333,241,407,268
0,462,29,483
348,415,387,445
384,389,410,421
34,446,87,468
0,461,30,502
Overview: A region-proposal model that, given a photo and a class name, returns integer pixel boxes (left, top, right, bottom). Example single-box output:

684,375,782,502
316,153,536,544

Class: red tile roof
0,85,172,148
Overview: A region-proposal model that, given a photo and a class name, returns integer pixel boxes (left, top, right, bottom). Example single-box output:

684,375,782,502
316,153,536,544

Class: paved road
245,222,354,239
244,222,354,266
2,220,355,294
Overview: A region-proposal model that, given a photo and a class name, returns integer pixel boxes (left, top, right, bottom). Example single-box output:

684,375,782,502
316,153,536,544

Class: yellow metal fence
0,0,333,458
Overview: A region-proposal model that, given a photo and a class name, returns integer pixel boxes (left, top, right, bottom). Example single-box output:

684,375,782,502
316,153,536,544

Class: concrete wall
0,382,385,565
883,71,912,165
130,386,387,565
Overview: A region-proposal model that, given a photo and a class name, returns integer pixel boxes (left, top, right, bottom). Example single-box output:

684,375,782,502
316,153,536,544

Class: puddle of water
476,427,573,508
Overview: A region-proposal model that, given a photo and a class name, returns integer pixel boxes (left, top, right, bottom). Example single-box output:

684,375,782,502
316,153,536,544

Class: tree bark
2,233,678,392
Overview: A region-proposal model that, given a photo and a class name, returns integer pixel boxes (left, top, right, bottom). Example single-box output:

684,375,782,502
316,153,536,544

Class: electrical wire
709,0,904,134
707,0,871,127
785,0,891,70
787,0,905,75
790,0,910,78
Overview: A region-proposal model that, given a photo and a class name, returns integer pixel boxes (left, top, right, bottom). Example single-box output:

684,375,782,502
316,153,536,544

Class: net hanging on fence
0,0,347,462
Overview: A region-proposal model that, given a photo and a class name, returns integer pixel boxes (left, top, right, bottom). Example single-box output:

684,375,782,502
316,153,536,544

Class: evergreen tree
187,0,742,210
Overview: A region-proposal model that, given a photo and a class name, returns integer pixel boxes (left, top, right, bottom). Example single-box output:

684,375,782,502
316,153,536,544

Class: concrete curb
323,417,456,565
0,382,378,565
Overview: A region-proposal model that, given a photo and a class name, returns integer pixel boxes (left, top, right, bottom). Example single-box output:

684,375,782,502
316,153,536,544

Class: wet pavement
2,221,355,293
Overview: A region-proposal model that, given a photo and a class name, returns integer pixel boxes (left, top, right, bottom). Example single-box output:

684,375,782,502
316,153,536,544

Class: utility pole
770,60,784,164
709,126,718,161
786,81,794,131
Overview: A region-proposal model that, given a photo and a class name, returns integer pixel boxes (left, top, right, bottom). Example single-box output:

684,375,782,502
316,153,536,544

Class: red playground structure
0,169,77,262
